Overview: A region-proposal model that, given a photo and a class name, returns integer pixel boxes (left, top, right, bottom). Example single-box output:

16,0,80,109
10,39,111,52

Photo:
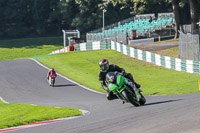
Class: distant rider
98,59,140,101
47,68,57,85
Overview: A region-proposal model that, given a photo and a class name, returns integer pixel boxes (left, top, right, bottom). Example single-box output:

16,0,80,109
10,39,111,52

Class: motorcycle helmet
99,59,109,72
51,68,54,71
106,72,117,83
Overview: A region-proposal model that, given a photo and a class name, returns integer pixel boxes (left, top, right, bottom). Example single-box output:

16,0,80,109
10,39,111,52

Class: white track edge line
0,109,90,132
0,97,9,104
30,59,169,97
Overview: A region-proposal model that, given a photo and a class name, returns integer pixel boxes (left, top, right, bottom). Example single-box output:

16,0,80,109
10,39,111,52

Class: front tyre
52,79,55,87
122,89,140,107
139,92,146,105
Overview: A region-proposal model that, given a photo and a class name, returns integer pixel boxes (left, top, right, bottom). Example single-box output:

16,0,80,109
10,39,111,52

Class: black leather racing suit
98,64,138,100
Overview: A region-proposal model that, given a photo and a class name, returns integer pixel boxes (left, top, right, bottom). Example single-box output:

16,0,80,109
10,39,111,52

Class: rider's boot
107,91,118,101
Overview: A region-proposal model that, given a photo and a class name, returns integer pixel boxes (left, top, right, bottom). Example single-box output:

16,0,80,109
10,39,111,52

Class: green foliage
0,0,63,38
103,0,172,15
0,0,198,39
1,0,132,39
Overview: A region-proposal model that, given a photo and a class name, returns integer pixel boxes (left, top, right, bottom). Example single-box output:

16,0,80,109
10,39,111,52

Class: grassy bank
153,46,178,58
37,49,200,95
0,45,63,60
152,39,179,58
0,100,81,129
0,37,63,60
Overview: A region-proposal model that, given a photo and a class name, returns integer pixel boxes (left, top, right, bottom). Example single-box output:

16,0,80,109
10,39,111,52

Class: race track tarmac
1,59,200,133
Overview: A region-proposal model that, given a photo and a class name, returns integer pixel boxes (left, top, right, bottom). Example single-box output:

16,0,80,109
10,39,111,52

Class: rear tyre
52,79,55,87
122,89,140,107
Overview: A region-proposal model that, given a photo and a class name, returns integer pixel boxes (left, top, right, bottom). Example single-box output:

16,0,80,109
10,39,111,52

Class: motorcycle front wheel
122,89,140,107
139,92,146,105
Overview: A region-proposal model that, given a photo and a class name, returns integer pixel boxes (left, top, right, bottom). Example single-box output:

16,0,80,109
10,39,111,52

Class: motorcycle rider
98,59,140,101
47,68,57,86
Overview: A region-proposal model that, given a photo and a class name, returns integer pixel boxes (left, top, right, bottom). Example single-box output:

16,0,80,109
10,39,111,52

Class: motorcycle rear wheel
122,90,140,107
51,79,55,87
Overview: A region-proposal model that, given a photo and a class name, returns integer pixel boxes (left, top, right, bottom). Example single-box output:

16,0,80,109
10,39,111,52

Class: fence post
197,19,200,53
198,19,200,46
199,80,200,91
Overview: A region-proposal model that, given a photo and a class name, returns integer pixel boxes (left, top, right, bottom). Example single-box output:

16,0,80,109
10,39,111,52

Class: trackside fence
179,31,200,61
74,41,111,51
110,41,200,74
49,41,200,74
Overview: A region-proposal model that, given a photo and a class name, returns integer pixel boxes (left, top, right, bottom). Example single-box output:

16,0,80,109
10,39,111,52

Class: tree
102,0,172,15
189,0,199,34
172,0,181,38
102,0,195,38
69,0,132,37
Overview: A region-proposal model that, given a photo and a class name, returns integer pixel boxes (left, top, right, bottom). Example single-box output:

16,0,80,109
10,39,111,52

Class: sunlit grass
153,46,179,58
0,45,63,60
38,49,200,95
0,37,63,60
0,102,81,129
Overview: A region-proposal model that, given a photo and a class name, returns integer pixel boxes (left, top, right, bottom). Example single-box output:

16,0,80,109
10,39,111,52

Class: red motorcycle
48,73,56,87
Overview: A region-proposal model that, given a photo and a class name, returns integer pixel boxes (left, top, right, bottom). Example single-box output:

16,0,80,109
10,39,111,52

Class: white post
68,37,72,46
62,30,66,52
197,19,200,46
76,30,80,38
62,30,80,52
103,10,104,32
197,19,200,26
102,9,106,32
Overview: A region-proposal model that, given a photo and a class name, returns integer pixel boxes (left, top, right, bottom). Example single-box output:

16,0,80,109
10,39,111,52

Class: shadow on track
53,84,77,87
144,99,182,106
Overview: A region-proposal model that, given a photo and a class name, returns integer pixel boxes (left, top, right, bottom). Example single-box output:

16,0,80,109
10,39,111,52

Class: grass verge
0,45,63,60
0,100,81,129
37,49,200,95
153,46,179,58
0,37,63,60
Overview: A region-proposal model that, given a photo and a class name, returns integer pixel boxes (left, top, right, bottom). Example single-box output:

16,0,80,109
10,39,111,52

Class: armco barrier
111,41,200,74
74,41,111,51
49,41,200,74
48,41,111,54
48,47,67,54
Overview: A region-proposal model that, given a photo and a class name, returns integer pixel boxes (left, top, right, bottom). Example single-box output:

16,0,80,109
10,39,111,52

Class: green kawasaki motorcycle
106,72,146,107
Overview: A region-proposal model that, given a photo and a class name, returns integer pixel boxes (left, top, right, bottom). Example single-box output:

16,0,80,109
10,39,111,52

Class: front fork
116,90,128,103
134,87,140,102
117,86,141,103
49,77,51,85
129,84,141,102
